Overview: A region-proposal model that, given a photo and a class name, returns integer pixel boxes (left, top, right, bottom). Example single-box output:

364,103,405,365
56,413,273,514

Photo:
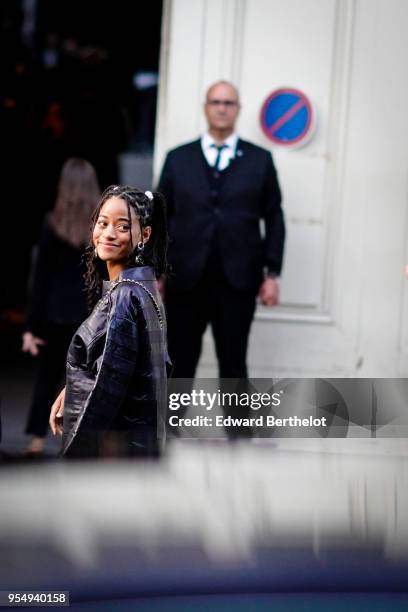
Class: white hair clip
145,190,154,201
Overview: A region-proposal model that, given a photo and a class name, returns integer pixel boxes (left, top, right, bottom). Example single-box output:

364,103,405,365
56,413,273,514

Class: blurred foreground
1,353,408,610
1,437,407,611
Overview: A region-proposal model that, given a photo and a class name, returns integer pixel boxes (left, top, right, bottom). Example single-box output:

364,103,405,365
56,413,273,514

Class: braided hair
84,185,168,309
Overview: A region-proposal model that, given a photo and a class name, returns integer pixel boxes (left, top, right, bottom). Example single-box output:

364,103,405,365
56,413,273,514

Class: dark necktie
211,143,228,171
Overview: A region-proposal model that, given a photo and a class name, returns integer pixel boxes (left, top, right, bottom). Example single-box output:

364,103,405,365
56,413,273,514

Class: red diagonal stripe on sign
268,98,305,135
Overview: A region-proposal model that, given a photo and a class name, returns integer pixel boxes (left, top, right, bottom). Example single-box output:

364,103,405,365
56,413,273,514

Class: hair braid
83,184,168,309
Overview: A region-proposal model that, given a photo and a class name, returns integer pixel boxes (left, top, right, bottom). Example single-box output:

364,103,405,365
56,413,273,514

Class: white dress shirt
200,132,239,171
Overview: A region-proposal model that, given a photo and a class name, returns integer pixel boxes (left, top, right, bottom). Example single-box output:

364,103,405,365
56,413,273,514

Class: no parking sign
260,88,315,148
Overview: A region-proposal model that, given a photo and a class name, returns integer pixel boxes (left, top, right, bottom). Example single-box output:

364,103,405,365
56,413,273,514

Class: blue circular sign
260,88,314,147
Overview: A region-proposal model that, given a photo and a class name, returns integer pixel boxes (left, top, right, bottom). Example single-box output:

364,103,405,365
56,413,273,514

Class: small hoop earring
135,241,145,265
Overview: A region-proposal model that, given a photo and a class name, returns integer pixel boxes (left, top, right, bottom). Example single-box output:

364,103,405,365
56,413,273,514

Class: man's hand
22,332,46,356
49,387,66,436
258,277,279,306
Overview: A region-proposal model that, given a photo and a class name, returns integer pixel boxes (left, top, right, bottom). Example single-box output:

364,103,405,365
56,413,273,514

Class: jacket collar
119,266,155,281
102,266,155,295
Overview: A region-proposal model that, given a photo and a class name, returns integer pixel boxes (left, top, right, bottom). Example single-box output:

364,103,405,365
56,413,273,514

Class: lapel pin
236,149,243,157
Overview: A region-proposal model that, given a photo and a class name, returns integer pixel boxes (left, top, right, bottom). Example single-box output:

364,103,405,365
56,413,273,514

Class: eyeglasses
206,99,239,108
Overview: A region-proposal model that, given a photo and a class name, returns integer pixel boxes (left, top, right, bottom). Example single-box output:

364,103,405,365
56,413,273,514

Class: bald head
204,81,241,140
205,81,240,104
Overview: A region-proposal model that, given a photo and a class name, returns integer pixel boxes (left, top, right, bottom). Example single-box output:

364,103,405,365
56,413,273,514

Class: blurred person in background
158,81,285,381
158,81,285,439
22,158,100,456
49,185,170,459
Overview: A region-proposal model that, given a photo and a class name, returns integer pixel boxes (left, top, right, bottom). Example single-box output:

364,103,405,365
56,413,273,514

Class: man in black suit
158,80,285,380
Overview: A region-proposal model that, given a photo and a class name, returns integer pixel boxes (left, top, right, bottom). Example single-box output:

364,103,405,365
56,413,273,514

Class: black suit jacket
158,138,285,291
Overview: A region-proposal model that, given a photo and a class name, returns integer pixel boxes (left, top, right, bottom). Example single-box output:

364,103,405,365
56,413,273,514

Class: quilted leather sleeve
77,295,139,432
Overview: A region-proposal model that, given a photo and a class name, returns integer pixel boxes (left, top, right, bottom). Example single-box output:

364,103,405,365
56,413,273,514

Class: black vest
200,149,234,280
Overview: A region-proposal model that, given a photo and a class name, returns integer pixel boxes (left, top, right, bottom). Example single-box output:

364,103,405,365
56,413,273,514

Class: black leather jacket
62,266,170,458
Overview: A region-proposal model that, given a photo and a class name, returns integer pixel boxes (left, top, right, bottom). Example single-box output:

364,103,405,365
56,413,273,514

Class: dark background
0,0,163,317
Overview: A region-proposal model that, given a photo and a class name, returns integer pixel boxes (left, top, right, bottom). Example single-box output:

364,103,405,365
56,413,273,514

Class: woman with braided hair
49,185,170,458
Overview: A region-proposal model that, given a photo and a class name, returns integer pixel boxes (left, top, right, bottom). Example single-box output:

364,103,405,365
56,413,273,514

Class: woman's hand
22,332,46,356
157,275,166,300
49,387,66,436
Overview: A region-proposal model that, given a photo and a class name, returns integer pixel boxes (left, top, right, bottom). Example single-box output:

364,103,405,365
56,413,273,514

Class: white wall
154,0,408,377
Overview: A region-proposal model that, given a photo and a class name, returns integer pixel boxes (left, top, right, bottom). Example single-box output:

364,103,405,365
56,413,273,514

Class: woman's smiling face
93,196,141,263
